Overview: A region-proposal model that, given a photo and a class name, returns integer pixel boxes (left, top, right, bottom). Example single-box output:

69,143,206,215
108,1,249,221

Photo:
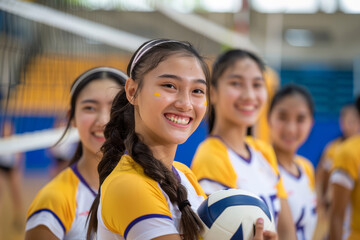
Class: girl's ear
125,78,138,105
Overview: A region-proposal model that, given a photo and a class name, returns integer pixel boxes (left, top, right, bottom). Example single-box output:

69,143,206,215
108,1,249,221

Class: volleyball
197,189,276,240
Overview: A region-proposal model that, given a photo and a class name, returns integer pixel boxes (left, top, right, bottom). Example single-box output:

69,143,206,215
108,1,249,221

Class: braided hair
87,39,210,240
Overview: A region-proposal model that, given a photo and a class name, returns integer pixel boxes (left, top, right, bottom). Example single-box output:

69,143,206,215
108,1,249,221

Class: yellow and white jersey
97,154,206,240
322,137,343,171
191,136,287,223
330,135,360,240
26,164,97,239
279,155,317,240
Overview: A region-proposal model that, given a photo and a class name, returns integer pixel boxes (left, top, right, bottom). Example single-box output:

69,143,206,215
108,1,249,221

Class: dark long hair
356,95,360,114
268,84,314,117
56,67,127,166
87,39,210,240
208,49,265,133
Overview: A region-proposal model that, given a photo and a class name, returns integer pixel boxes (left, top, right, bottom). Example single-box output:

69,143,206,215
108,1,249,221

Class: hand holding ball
197,189,276,240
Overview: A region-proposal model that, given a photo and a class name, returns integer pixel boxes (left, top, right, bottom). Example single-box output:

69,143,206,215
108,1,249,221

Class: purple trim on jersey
172,166,181,182
27,208,66,234
198,178,231,189
70,164,97,197
238,144,252,163
278,162,302,180
124,214,172,239
210,135,252,163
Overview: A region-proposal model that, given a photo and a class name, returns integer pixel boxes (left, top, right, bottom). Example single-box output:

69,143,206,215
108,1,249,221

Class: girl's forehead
144,55,205,78
222,58,262,75
83,78,119,90
76,79,120,99
275,94,311,111
342,106,358,116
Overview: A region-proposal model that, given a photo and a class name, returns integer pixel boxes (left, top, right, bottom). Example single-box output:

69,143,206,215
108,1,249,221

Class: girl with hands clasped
86,40,276,240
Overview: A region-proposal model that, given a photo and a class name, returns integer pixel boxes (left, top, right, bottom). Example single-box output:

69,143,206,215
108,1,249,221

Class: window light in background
284,29,315,47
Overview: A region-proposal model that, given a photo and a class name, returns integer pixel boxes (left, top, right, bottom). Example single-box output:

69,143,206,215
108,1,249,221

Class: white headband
129,39,187,78
70,67,128,96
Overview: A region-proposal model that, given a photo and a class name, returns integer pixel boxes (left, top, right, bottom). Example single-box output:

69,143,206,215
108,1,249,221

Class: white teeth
166,115,190,125
241,106,255,111
94,132,104,137
180,118,187,125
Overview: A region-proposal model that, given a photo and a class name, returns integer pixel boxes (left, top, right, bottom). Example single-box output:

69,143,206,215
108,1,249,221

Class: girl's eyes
228,80,264,88
278,114,287,121
253,80,265,88
162,83,176,89
253,82,264,88
229,81,241,86
161,83,205,95
193,88,205,94
297,116,307,123
83,106,96,111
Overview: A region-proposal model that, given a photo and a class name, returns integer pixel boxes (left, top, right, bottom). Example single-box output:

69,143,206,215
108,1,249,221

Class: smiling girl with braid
86,39,277,240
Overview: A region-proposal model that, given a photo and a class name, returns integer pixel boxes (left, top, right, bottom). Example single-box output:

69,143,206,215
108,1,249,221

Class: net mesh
0,0,250,156
0,1,141,153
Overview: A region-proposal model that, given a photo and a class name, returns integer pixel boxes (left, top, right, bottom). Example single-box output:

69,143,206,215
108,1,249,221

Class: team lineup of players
20,39,360,240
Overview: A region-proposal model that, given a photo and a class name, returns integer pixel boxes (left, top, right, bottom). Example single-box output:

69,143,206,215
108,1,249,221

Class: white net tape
0,0,257,154
0,127,79,155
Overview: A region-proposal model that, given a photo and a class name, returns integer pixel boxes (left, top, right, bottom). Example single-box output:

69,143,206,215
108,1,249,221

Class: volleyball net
0,0,148,154
0,0,256,155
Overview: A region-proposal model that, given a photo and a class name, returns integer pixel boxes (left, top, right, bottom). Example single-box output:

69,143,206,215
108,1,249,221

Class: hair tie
70,67,128,96
179,200,191,211
129,39,188,78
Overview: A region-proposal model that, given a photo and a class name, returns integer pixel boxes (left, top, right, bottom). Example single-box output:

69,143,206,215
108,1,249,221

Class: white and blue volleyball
197,189,276,240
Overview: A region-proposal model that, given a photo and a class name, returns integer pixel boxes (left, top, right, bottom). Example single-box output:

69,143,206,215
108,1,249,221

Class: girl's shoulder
340,135,360,152
245,136,273,153
31,167,79,203
192,136,232,169
323,137,344,156
102,154,159,191
198,136,227,151
294,155,313,169
26,167,79,231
